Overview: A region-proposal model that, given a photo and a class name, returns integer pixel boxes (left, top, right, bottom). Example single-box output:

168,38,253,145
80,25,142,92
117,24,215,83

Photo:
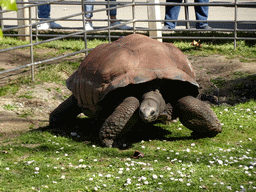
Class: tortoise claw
102,139,113,148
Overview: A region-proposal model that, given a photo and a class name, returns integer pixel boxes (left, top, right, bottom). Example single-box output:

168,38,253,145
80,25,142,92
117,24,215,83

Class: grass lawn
1,101,256,191
0,34,256,191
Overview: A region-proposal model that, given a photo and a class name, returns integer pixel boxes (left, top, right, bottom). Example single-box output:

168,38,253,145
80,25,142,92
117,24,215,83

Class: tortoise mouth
139,108,159,123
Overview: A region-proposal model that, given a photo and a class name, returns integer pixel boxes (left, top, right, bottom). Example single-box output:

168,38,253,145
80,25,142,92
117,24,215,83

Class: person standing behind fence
37,3,62,30
163,0,211,30
84,0,132,30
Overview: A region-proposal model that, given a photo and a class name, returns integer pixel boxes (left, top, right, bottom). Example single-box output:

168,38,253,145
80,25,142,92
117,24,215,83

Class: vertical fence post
35,4,39,43
184,0,190,29
147,0,162,42
0,7,3,29
29,7,34,81
234,0,237,50
82,0,88,56
107,0,111,43
17,0,30,41
132,0,135,34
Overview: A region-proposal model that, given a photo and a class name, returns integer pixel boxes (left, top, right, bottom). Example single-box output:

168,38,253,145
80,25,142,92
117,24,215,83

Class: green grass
1,101,256,191
1,34,255,98
0,36,108,51
0,37,108,97
172,40,256,62
0,35,255,191
18,91,34,99
2,104,18,111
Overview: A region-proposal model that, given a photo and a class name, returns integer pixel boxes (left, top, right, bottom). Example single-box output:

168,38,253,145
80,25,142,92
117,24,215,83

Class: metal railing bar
29,7,34,81
1,3,132,31
4,1,254,9
0,19,135,53
4,33,255,41
134,19,256,23
0,0,63,14
15,1,256,7
19,0,255,6
153,36,236,40
234,0,238,49
4,33,255,40
3,18,255,23
1,12,85,31
0,30,86,53
1,0,255,77
133,28,256,32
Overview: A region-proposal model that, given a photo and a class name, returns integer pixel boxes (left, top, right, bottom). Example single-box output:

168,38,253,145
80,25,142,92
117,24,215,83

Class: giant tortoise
49,34,222,147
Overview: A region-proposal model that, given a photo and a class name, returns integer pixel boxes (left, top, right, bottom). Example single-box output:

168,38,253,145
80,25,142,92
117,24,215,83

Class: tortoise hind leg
176,96,222,138
99,97,140,148
49,94,82,127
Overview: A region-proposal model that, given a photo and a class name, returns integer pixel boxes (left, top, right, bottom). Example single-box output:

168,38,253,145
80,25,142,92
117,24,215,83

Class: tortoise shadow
33,118,196,149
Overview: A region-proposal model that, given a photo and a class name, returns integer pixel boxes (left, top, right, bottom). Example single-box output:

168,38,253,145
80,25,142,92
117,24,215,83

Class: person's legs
84,0,95,19
164,0,182,29
38,4,50,19
105,0,131,30
84,0,95,30
105,0,117,18
194,0,210,29
37,2,61,29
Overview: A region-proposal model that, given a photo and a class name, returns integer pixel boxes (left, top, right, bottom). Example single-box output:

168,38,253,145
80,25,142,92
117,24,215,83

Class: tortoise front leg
176,96,222,138
99,97,140,147
49,94,82,127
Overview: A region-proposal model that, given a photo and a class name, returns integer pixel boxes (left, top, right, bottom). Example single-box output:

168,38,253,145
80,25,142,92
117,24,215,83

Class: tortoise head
139,90,166,123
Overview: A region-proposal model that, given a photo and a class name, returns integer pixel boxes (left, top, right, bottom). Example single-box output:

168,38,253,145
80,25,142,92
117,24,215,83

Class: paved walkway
2,0,256,30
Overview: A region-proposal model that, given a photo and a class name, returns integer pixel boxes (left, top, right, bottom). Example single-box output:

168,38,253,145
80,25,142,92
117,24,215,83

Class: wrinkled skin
139,90,166,123
139,90,222,138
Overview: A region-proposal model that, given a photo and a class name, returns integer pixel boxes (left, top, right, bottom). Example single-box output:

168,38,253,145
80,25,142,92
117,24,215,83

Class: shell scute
66,34,199,115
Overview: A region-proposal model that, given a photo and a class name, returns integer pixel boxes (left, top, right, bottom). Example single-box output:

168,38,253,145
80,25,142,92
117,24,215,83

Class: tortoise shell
66,34,199,115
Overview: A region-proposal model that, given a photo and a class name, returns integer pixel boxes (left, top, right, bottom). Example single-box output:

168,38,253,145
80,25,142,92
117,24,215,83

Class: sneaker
37,22,50,30
37,21,61,30
110,21,132,30
162,25,175,30
196,25,212,30
85,22,94,31
50,22,62,29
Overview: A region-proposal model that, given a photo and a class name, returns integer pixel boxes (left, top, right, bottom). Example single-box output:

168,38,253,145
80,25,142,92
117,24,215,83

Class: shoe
197,25,211,30
110,21,132,30
162,25,175,30
37,20,61,30
37,22,50,30
50,22,62,29
85,22,94,31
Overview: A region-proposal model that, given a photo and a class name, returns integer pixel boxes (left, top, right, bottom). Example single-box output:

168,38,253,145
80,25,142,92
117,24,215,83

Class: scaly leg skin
99,97,140,148
49,94,82,127
176,96,222,138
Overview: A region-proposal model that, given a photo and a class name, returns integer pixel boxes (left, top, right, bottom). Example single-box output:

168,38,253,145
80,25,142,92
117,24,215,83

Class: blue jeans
165,0,209,29
38,4,50,18
38,0,117,19
85,0,117,18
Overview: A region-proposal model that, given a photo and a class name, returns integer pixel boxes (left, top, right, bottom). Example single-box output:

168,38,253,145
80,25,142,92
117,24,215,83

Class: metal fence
0,0,255,81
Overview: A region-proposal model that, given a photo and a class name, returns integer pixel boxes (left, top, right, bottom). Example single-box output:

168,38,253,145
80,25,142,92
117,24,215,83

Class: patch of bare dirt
0,81,71,139
0,49,256,140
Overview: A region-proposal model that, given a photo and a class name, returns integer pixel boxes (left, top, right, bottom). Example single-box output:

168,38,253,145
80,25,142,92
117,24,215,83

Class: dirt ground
1,49,256,140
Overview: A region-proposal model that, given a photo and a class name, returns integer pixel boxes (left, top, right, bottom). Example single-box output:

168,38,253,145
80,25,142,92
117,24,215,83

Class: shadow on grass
33,117,196,150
